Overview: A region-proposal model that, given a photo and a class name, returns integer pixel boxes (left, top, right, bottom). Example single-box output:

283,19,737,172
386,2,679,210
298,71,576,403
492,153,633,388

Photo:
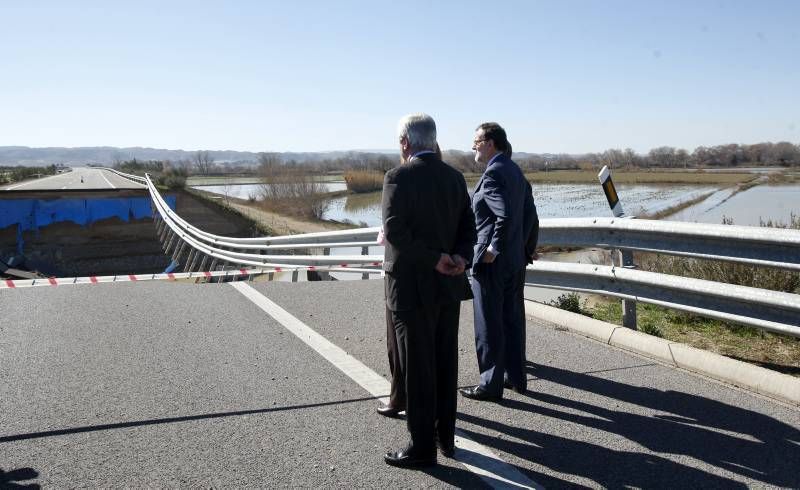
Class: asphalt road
1,167,145,191
1,279,798,488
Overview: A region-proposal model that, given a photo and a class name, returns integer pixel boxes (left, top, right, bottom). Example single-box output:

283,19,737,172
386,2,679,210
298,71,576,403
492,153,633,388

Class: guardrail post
292,269,299,282
361,246,369,280
188,250,201,272
164,231,177,255
197,255,209,274
308,247,332,281
620,249,638,330
320,247,332,280
158,220,169,243
172,242,186,266
183,249,195,272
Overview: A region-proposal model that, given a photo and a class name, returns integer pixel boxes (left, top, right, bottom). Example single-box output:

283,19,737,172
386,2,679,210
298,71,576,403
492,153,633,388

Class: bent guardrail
107,168,800,337
106,168,383,277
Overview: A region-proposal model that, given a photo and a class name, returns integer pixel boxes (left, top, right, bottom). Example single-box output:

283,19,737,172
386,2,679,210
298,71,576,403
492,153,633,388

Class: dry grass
636,213,800,293
344,170,384,193
766,171,800,184
547,214,800,376
640,191,716,220
591,301,800,377
258,164,332,219
610,214,800,375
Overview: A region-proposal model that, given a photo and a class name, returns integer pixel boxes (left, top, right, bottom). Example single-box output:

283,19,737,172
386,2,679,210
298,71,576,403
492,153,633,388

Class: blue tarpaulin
0,196,177,253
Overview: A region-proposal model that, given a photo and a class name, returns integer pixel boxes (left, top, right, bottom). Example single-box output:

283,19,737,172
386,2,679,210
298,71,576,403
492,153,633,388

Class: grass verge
590,299,800,377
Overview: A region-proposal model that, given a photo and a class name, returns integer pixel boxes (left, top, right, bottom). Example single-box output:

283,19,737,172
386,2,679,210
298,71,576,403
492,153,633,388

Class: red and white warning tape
1,262,383,289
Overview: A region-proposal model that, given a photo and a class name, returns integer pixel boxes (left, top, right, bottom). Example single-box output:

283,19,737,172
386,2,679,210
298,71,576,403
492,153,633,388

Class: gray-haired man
381,113,476,467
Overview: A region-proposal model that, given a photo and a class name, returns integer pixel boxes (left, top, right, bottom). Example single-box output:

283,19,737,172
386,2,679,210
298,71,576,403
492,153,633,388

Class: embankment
0,189,262,277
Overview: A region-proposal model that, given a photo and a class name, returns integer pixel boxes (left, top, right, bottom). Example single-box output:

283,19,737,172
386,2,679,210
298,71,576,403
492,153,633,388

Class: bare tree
194,150,214,175
648,146,678,168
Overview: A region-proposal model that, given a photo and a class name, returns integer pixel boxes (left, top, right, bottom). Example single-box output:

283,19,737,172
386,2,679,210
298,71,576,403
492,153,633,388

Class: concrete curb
524,300,800,407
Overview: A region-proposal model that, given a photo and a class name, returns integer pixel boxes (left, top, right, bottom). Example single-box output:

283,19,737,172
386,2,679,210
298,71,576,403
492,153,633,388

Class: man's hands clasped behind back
435,253,468,276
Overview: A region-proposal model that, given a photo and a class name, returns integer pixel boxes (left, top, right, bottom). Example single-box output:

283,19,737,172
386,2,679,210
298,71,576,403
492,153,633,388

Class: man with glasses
460,122,539,401
381,113,476,467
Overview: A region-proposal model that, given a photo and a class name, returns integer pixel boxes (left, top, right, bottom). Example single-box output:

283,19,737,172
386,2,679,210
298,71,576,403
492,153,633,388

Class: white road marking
231,282,542,490
4,172,68,190
97,169,116,189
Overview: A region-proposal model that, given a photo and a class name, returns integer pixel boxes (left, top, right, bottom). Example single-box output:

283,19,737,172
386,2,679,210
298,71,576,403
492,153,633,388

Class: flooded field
667,185,800,226
322,183,718,226
194,180,799,229
192,182,347,200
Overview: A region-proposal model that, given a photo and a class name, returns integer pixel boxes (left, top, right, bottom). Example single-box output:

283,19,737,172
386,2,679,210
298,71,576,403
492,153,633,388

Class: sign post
598,165,624,218
597,165,637,329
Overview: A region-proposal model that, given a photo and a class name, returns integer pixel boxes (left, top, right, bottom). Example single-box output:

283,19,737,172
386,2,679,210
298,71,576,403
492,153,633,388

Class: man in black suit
382,113,476,467
460,122,539,401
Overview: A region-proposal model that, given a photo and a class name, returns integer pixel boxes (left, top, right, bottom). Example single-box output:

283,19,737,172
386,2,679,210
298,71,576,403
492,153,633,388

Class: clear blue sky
1,0,798,154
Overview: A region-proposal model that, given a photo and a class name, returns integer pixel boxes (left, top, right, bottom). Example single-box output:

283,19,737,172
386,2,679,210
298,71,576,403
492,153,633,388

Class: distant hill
0,146,402,167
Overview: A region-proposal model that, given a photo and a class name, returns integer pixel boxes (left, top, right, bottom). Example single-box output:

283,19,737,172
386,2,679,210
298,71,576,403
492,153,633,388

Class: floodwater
322,183,719,226
195,181,793,226
192,182,347,200
667,184,800,226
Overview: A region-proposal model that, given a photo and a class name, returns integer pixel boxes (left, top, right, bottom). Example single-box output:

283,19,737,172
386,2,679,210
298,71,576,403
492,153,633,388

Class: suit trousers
385,306,405,409
471,260,527,396
391,301,460,453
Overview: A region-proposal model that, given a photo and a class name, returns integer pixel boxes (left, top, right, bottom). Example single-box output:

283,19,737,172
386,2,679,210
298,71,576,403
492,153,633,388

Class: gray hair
397,113,437,153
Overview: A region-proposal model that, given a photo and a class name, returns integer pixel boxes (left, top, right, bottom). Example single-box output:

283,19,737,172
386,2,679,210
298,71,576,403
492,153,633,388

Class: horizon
2,138,798,159
1,1,798,153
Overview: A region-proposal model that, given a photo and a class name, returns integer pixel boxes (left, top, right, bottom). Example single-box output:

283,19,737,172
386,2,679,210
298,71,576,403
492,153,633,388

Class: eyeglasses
473,138,487,146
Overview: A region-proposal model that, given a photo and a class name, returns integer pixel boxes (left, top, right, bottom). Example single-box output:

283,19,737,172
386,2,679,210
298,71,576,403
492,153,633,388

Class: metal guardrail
108,168,800,337
106,168,383,277
524,262,800,337
539,217,800,271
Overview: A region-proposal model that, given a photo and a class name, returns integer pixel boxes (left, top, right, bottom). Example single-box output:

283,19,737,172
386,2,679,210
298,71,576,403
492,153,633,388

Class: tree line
513,141,800,172
264,141,800,174
112,141,800,178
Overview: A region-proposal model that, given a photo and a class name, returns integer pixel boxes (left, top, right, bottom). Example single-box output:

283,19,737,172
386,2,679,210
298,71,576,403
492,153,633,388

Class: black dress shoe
384,446,437,468
437,441,455,458
503,380,527,394
459,385,502,401
436,434,455,458
376,404,405,418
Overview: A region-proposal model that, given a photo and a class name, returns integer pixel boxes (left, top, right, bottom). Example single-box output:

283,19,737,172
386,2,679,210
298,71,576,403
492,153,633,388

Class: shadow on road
0,395,377,444
0,467,40,489
455,361,799,488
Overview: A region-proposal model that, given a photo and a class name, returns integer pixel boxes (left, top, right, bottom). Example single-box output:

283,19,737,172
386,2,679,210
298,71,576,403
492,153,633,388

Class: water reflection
193,182,347,200
326,192,383,226
343,191,382,213
197,181,799,228
323,183,718,225
668,184,800,226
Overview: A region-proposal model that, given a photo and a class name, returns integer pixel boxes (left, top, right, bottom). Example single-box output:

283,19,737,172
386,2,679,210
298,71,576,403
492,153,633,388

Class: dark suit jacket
471,153,539,273
382,153,477,311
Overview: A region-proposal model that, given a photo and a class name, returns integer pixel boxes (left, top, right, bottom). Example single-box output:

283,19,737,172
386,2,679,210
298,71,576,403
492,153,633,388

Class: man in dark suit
460,122,539,401
376,144,445,420
377,303,406,418
382,113,476,468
